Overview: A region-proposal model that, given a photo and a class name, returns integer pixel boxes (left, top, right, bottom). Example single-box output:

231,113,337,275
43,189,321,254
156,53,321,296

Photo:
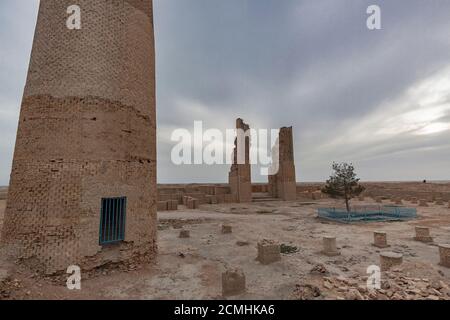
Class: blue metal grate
99,197,127,245
318,205,417,223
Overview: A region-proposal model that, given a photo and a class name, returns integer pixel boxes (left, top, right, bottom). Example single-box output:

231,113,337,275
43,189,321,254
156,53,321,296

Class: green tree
322,162,365,212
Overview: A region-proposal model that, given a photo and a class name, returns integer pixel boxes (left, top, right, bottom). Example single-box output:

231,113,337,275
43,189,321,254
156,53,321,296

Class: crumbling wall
268,127,297,201
228,119,252,203
0,0,156,274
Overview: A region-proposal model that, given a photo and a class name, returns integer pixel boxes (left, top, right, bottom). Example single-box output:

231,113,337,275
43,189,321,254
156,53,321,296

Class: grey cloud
1,0,450,185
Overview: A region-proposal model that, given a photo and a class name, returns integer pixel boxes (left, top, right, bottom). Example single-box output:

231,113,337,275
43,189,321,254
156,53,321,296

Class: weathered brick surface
222,268,246,297
256,239,281,265
205,195,218,204
439,244,450,268
168,200,178,211
157,201,168,211
0,0,156,274
186,198,199,210
221,225,232,234
414,226,433,243
269,127,297,201
179,230,190,239
380,252,403,271
373,231,389,248
228,119,252,203
321,236,340,256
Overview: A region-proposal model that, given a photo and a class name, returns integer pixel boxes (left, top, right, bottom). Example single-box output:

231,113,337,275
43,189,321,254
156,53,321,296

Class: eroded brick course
0,0,156,274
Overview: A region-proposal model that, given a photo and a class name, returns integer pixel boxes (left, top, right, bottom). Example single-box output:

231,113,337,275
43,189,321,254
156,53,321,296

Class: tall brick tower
268,127,297,200
228,118,252,203
1,1,157,273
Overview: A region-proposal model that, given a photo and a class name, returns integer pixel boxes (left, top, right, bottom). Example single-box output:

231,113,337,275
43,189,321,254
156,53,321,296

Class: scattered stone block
256,239,281,264
414,226,433,243
380,252,403,271
222,268,246,297
236,241,250,246
411,197,418,204
280,243,298,254
179,230,190,238
373,231,389,248
376,197,383,203
0,268,10,284
438,244,450,268
395,198,403,205
321,236,340,256
435,198,443,205
419,199,428,207
222,225,232,234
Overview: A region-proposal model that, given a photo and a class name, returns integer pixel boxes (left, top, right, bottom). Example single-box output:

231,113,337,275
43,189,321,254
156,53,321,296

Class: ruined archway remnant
228,118,252,203
0,0,156,274
268,127,297,201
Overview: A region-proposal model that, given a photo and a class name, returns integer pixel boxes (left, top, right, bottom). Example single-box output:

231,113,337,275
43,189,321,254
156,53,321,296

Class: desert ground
0,182,449,300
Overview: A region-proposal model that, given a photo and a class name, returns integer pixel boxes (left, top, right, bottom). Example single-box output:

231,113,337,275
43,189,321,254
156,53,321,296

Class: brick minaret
1,1,157,273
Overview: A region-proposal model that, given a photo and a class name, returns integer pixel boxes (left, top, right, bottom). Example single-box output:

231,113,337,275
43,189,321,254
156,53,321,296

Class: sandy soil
1,196,449,300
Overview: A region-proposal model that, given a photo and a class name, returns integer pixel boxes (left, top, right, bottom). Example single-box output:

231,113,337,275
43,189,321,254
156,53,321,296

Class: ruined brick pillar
0,0,156,273
228,119,252,203
268,127,297,201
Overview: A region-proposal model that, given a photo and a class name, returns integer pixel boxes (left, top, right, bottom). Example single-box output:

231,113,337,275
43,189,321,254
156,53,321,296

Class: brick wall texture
269,127,297,200
228,118,252,203
0,0,157,274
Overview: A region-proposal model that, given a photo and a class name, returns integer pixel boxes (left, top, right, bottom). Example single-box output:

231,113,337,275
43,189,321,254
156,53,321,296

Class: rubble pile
322,269,450,300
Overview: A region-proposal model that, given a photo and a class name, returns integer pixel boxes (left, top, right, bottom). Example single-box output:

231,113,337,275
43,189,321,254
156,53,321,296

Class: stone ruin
0,2,302,277
380,252,403,271
373,231,389,248
321,236,340,256
156,119,298,209
222,268,246,297
256,239,281,265
268,127,297,201
414,226,433,243
0,0,157,274
227,120,298,203
228,118,253,203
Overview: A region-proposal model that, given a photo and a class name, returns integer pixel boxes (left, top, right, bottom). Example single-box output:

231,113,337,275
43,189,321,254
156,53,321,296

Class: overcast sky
0,0,450,185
